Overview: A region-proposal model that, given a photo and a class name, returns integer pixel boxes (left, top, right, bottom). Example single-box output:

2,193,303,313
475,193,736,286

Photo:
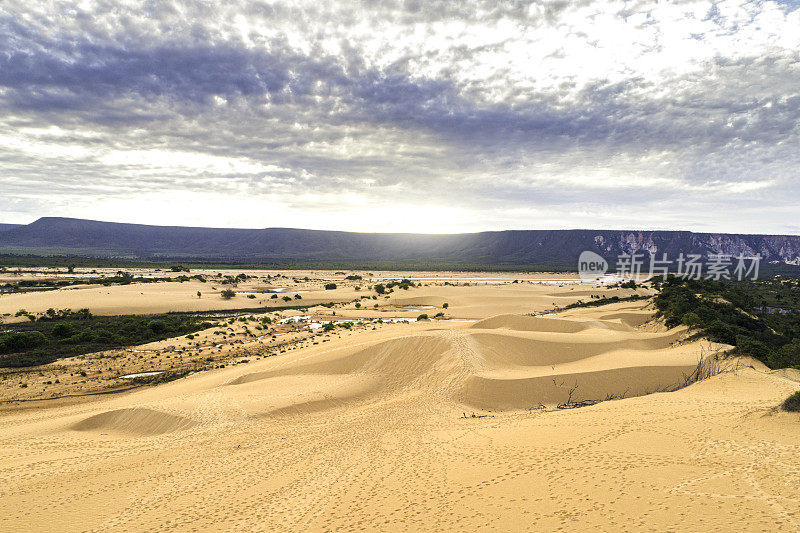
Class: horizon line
2,216,800,238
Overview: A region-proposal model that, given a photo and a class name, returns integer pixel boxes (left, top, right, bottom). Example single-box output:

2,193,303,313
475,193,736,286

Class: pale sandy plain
1,273,799,531
0,269,582,321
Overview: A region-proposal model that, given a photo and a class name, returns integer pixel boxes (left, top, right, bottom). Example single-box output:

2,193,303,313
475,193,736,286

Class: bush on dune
654,276,800,370
0,313,210,368
220,289,236,299
783,391,800,412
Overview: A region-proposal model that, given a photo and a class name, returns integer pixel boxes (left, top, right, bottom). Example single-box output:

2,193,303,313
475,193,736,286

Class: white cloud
99,150,289,177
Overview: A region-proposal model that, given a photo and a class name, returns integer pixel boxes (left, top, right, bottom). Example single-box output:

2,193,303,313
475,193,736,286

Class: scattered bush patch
0,313,211,368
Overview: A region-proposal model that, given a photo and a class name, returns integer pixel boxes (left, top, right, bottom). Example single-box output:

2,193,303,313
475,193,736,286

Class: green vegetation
3,254,799,274
371,279,415,295
386,279,415,290
0,255,586,272
0,271,208,293
564,294,648,309
654,276,800,369
782,391,800,412
0,311,212,368
325,283,337,290
220,289,236,299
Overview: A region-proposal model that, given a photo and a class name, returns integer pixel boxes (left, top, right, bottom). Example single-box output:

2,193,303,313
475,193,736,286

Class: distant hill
1,217,799,270
0,224,22,232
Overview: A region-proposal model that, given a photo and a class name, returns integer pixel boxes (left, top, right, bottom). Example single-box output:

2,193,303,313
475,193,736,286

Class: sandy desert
4,0,800,530
1,273,798,531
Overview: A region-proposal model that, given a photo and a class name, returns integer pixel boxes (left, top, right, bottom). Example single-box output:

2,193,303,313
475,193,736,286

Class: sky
1,0,799,234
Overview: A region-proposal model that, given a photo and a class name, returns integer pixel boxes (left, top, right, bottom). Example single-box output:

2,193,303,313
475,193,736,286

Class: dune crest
70,408,196,436
471,314,589,333
221,313,705,413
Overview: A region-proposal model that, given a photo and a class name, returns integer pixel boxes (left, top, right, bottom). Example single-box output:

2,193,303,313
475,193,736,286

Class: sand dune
597,311,653,327
461,365,698,410
226,313,696,411
231,336,452,390
235,374,381,418
471,314,590,333
1,296,798,532
468,330,687,366
70,408,197,436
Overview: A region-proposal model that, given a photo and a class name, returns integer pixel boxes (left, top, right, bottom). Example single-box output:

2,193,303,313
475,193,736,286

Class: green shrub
654,276,800,369
220,289,236,299
682,312,702,328
1,313,210,368
769,341,800,370
782,391,800,412
0,331,48,353
93,329,117,343
66,331,94,344
735,335,770,361
51,323,73,338
147,320,168,334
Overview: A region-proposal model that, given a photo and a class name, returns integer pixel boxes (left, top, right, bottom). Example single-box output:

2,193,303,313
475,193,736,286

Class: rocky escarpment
591,231,800,265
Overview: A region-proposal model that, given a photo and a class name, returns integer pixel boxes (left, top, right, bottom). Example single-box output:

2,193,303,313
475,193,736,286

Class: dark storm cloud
7,10,794,155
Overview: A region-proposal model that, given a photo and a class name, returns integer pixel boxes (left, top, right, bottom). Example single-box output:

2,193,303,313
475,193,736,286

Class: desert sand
0,269,593,323
1,278,798,531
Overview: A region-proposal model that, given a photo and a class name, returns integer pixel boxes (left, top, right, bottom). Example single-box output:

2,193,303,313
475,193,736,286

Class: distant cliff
1,217,799,269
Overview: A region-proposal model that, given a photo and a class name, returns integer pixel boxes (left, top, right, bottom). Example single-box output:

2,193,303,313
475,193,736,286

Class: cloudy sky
1,1,799,233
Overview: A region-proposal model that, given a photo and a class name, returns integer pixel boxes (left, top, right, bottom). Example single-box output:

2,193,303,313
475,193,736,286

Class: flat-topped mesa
2,217,800,266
